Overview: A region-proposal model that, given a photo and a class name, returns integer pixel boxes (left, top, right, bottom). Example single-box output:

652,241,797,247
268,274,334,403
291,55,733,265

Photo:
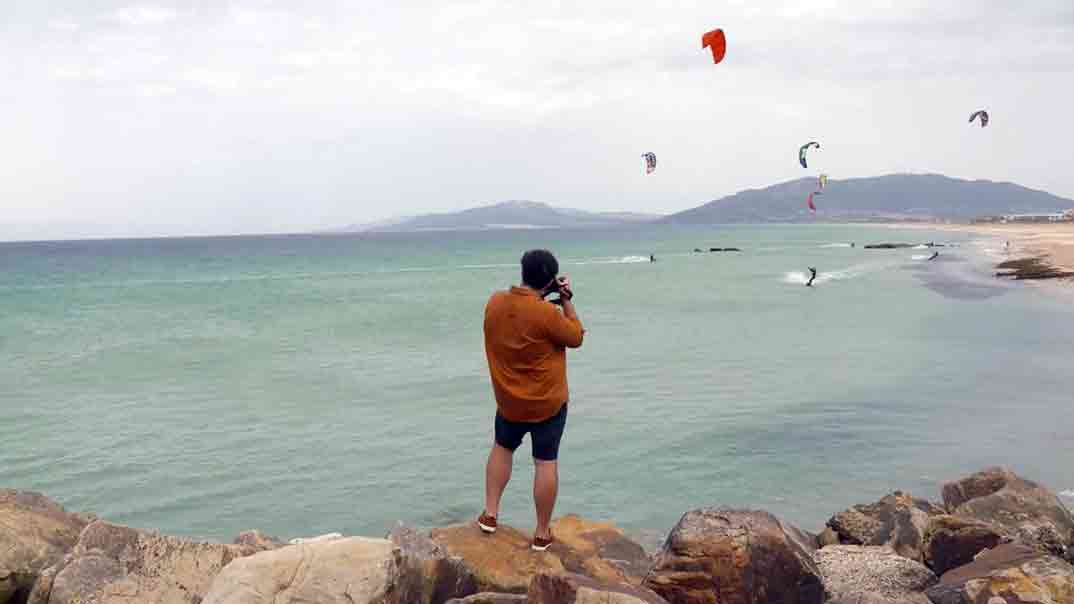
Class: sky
2,1,1073,240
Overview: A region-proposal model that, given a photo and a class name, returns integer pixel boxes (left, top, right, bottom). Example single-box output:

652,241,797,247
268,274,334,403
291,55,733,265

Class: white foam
911,254,930,261
1060,489,1074,499
783,260,901,286
570,255,652,265
912,244,930,250
820,243,852,248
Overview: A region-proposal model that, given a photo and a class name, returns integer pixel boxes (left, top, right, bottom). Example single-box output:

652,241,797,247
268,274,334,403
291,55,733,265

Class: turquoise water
2,225,1072,542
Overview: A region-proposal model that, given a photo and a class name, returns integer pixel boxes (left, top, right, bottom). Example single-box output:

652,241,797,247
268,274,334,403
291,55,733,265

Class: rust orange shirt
484,286,584,422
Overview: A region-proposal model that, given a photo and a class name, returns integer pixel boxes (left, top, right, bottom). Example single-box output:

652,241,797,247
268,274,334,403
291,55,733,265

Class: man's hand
556,276,573,301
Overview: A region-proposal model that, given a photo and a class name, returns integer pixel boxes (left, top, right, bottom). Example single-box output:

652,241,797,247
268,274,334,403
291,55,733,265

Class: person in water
650,254,655,262
928,252,939,261
806,267,817,287
479,249,584,551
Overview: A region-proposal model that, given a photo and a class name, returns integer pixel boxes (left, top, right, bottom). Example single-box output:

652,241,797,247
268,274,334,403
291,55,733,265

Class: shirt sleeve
543,305,584,349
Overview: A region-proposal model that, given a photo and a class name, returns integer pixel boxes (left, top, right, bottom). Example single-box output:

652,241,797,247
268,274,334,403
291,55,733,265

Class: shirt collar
510,285,541,298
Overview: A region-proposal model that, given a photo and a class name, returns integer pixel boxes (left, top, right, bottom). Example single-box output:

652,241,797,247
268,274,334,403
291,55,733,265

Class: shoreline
3,466,1072,604
874,221,1074,286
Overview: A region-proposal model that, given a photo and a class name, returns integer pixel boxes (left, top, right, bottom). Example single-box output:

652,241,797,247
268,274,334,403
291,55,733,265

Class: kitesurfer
928,252,939,261
650,255,655,263
806,267,817,287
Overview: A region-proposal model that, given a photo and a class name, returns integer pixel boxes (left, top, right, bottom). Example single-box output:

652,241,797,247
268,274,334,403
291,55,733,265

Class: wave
1060,489,1074,499
569,255,652,265
912,244,930,250
911,254,931,261
783,261,899,286
820,243,852,248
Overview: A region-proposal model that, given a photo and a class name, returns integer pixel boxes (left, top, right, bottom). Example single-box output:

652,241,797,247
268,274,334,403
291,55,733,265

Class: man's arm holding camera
545,276,584,349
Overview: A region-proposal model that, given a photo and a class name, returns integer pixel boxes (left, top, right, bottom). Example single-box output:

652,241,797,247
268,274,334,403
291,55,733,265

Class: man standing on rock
479,249,584,551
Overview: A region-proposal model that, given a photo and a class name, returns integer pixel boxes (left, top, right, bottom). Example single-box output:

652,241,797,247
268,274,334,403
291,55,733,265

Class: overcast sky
2,1,1073,239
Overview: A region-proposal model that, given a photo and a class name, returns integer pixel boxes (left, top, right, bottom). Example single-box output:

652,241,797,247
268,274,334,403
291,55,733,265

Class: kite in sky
642,152,657,174
969,110,989,127
702,29,726,64
799,141,820,168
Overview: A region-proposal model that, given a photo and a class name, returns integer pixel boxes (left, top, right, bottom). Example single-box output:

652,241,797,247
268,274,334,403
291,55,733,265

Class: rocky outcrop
43,519,259,604
429,516,647,594
0,490,92,604
389,523,477,604
203,536,424,604
643,508,824,604
942,467,1074,558
529,573,667,604
923,515,1006,576
817,545,937,604
826,492,942,562
925,543,1074,604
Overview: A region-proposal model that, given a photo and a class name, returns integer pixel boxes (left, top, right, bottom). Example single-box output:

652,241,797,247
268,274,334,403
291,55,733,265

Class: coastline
875,222,1074,287
3,466,1072,604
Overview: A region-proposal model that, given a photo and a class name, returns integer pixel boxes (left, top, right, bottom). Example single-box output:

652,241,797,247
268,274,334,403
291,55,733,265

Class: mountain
348,201,659,232
665,174,1074,224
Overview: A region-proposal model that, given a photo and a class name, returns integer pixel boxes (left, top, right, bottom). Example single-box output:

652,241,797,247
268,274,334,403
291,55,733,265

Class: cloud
114,5,177,26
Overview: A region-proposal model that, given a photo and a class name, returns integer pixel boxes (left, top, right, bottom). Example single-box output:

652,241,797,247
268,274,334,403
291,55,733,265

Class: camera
543,276,573,305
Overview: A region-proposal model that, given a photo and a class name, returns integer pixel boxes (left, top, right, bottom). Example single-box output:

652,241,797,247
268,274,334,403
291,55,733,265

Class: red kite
702,29,726,64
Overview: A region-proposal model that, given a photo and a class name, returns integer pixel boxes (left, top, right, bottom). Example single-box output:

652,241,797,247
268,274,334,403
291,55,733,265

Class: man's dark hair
521,249,559,290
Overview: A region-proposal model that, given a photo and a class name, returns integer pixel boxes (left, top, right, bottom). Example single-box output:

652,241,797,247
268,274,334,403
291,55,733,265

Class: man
806,267,817,287
479,249,584,551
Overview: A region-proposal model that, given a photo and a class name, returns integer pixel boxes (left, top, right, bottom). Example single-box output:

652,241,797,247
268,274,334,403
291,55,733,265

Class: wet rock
389,523,478,604
925,543,1074,604
203,536,422,604
942,467,1074,558
47,520,260,604
827,492,942,562
430,516,646,594
0,490,90,604
643,508,823,604
924,515,1006,576
528,572,667,604
817,545,937,604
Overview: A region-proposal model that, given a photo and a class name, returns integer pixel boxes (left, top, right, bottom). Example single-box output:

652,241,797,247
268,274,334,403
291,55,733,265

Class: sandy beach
883,222,1074,281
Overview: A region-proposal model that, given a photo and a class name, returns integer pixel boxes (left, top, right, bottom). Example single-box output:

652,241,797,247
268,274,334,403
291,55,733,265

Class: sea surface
3,224,1072,543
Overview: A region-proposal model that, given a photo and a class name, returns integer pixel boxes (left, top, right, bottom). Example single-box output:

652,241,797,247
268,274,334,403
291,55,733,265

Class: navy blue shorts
494,404,568,461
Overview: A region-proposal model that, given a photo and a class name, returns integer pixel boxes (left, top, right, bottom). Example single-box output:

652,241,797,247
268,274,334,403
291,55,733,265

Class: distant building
972,211,1074,224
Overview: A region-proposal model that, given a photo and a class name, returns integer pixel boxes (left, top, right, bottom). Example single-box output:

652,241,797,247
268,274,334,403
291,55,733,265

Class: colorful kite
702,29,726,64
799,141,820,168
642,152,657,174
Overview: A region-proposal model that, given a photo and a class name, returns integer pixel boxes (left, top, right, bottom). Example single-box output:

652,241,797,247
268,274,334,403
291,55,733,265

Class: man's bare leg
484,444,514,517
533,459,558,538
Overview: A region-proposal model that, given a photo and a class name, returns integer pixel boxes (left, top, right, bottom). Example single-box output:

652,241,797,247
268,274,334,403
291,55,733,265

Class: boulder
827,491,943,561
445,594,527,604
388,523,477,604
925,543,1074,604
46,520,260,604
429,516,647,594
0,490,90,603
203,536,423,604
643,508,824,604
544,515,652,584
818,527,841,548
528,572,667,604
942,467,1074,558
817,545,937,604
924,515,1006,576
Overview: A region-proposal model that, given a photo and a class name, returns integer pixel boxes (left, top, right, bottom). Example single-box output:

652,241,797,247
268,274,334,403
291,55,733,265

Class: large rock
817,545,937,604
924,515,1006,576
827,492,943,562
45,520,260,604
389,523,477,604
942,467,1074,558
429,516,647,594
925,543,1074,604
0,490,91,603
643,508,824,604
203,536,423,604
529,572,667,604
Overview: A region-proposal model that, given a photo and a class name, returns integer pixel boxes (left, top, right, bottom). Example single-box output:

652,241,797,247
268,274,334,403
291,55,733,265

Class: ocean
2,224,1072,543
